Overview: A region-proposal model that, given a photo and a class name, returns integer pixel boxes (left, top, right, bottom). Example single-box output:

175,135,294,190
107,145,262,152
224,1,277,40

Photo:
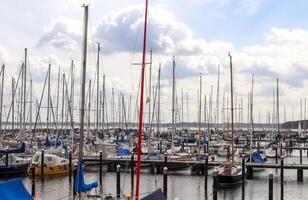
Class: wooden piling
280,156,284,200
242,154,245,200
116,164,121,199
31,163,36,197
163,166,168,198
131,154,134,199
213,169,218,200
41,149,44,178
205,153,208,199
5,149,8,166
99,151,103,184
69,150,72,179
269,172,273,200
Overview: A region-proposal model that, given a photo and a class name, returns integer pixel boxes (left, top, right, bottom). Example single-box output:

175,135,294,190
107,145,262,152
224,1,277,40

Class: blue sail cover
141,188,166,200
0,179,32,200
44,136,61,147
251,152,265,163
116,147,130,156
75,162,98,193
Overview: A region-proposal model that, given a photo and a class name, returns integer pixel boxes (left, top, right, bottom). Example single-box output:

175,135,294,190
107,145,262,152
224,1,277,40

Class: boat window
34,156,39,162
46,157,53,162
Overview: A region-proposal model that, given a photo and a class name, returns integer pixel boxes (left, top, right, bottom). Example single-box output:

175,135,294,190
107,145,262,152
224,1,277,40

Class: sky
0,0,308,125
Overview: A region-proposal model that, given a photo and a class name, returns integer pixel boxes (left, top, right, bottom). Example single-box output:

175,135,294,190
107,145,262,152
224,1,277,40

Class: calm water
8,151,308,199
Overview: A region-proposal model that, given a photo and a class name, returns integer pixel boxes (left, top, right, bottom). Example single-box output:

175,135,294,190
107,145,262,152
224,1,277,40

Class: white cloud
37,17,82,51
29,4,308,122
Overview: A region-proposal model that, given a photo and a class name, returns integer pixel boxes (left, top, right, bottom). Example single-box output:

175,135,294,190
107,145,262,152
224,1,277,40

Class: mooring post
99,151,103,185
242,154,245,200
227,146,230,161
5,149,8,166
280,156,284,200
205,153,208,199
163,166,168,198
73,163,78,196
116,164,121,199
280,143,283,157
297,149,303,182
275,147,278,164
300,149,303,164
68,150,72,179
41,149,44,178
269,172,273,200
131,153,134,199
160,139,162,154
31,162,36,197
213,168,218,200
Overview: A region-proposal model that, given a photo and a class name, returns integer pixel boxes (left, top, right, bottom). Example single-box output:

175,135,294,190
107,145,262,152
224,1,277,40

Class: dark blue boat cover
0,179,32,200
141,188,166,200
75,162,98,193
116,147,130,156
0,143,26,154
251,152,264,163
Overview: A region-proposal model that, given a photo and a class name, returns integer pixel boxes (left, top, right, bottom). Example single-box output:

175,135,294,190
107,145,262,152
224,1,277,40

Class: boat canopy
141,188,166,200
75,162,98,193
0,179,32,200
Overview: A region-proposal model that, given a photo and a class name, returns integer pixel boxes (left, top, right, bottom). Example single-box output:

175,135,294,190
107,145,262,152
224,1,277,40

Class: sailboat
0,143,31,176
265,79,287,158
74,4,99,200
216,53,242,188
28,152,76,176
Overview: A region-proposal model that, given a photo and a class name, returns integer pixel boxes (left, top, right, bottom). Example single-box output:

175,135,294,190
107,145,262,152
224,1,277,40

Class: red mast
135,0,149,200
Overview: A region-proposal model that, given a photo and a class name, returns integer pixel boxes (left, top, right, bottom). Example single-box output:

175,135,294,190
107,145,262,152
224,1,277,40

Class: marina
1,0,308,200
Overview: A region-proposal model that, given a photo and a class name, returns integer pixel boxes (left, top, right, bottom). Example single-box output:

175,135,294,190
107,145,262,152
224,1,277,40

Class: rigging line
32,67,49,134
3,64,23,135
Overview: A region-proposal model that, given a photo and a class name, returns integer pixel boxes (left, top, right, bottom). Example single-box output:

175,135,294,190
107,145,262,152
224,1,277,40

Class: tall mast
157,64,161,138
112,88,114,127
56,67,60,124
204,95,207,138
61,73,65,134
79,4,89,161
229,53,235,163
70,60,74,125
171,56,176,153
135,0,148,199
30,80,33,132
276,78,280,139
12,77,15,130
47,64,51,135
186,92,189,130
197,73,202,155
87,80,91,137
102,74,105,132
181,88,184,131
250,74,254,162
0,65,4,131
96,43,100,131
216,65,220,132
148,50,152,134
23,49,27,141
